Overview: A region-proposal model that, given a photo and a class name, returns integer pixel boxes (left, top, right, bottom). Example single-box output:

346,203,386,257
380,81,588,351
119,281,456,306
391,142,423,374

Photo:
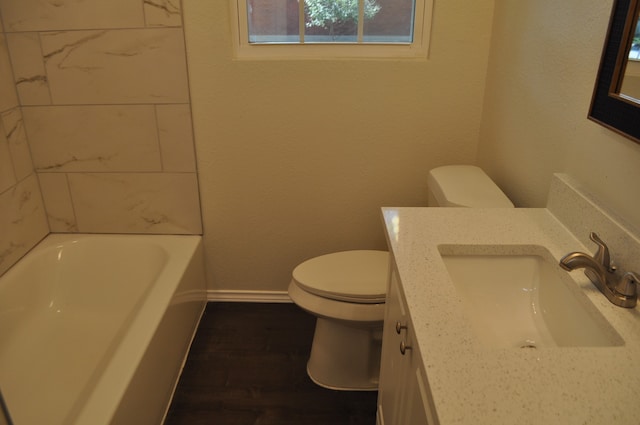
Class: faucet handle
590,232,614,272
614,271,639,298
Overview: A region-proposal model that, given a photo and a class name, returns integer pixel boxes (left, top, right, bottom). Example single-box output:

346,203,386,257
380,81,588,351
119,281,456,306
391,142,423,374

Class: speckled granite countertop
381,206,640,425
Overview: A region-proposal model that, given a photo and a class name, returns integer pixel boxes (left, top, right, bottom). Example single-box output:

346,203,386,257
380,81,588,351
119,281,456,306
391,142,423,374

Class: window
232,0,433,59
629,14,640,60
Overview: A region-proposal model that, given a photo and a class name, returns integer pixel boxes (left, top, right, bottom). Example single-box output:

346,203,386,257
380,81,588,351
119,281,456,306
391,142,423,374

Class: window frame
231,0,434,60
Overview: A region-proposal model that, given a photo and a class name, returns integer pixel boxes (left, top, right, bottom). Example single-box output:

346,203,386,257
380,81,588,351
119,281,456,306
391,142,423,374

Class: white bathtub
0,234,207,425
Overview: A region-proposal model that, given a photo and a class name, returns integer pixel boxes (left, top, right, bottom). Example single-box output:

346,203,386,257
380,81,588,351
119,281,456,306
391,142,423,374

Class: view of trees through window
247,0,414,43
306,0,381,38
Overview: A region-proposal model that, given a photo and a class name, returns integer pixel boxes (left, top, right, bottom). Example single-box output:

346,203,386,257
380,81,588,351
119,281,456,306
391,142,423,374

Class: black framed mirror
589,0,640,144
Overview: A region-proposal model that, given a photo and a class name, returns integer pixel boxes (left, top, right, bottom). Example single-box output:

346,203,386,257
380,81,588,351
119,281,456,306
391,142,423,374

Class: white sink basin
439,246,624,349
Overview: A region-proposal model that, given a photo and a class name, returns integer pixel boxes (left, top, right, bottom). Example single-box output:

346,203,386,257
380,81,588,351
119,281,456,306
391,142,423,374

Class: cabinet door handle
395,321,408,334
400,341,412,355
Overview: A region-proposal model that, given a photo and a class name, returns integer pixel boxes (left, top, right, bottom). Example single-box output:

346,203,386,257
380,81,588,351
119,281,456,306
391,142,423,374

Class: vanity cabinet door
404,362,438,425
377,265,407,425
377,264,437,425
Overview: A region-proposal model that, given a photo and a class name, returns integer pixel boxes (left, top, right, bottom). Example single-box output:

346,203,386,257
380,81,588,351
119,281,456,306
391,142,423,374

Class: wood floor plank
165,302,378,425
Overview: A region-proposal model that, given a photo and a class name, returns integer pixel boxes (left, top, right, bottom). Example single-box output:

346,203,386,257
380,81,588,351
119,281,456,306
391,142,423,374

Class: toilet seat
292,250,388,303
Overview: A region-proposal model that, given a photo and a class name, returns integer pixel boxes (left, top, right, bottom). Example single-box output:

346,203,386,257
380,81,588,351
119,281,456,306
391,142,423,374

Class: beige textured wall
183,0,496,294
478,0,640,231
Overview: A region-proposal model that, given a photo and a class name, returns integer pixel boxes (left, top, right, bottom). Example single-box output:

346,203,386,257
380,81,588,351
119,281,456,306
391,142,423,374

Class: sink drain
518,340,538,349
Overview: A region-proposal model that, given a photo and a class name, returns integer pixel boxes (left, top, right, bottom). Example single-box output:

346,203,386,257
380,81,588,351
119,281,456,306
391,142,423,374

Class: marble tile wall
0,26,49,276
0,0,202,239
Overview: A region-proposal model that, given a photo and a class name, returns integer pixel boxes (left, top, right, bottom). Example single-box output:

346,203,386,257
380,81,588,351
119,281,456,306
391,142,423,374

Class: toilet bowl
288,250,388,390
288,165,513,391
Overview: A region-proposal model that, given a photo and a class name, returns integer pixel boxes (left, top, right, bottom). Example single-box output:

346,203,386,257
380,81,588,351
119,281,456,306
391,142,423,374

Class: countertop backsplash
547,173,640,277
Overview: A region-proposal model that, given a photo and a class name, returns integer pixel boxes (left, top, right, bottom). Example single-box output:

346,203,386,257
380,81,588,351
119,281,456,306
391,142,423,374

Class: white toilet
288,165,514,391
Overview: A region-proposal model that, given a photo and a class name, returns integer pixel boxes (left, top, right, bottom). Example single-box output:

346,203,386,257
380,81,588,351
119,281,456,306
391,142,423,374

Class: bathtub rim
2,233,205,425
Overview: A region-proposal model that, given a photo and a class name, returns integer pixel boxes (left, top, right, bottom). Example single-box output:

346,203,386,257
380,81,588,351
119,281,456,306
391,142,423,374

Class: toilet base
306,317,382,391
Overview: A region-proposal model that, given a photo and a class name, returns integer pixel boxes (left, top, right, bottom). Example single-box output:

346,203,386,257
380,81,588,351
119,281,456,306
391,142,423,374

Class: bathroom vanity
377,263,437,425
377,174,640,425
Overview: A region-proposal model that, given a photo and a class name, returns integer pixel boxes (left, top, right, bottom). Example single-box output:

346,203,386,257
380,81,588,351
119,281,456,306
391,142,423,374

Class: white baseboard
206,289,292,303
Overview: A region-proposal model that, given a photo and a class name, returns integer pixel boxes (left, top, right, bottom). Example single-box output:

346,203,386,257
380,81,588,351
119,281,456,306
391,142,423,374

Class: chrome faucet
559,232,640,308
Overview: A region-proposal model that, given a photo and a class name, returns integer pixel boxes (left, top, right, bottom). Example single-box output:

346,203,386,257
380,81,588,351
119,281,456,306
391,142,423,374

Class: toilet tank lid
292,250,388,303
428,165,514,208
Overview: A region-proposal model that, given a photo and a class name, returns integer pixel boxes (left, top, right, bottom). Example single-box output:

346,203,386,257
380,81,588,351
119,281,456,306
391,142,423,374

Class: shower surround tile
0,174,49,276
0,123,16,193
41,29,190,105
68,173,202,234
0,34,18,112
0,27,49,276
157,104,197,172
38,173,78,232
0,0,145,32
24,105,162,172
0,0,202,242
2,108,33,181
5,33,51,106
144,0,182,27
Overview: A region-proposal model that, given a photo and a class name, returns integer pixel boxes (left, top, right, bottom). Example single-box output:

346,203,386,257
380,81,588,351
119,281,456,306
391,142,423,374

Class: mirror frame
589,0,640,144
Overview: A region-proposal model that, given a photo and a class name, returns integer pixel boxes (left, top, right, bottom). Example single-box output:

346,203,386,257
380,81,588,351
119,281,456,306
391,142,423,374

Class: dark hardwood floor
165,302,378,425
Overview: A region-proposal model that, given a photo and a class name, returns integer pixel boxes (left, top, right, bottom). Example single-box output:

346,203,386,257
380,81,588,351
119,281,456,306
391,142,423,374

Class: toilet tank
427,165,514,208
